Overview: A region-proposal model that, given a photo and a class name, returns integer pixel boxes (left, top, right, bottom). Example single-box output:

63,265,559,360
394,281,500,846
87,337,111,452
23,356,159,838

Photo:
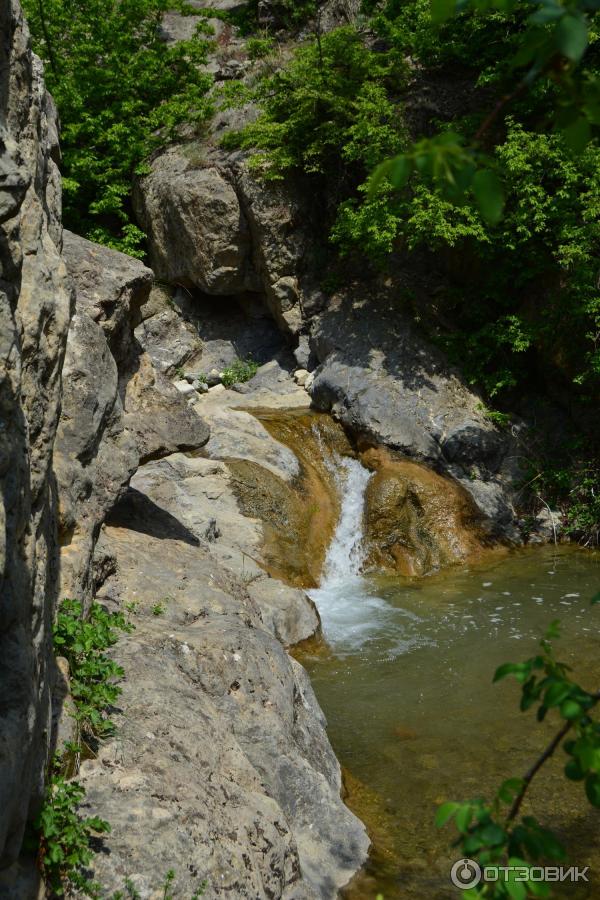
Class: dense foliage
32,773,110,897
222,0,600,544
23,0,213,255
222,25,405,184
230,0,600,411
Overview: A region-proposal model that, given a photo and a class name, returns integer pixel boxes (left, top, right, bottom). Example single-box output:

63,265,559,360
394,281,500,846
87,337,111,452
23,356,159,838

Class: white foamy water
308,454,422,655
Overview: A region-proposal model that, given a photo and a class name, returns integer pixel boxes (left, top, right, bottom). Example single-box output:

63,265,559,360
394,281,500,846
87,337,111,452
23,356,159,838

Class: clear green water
301,547,600,899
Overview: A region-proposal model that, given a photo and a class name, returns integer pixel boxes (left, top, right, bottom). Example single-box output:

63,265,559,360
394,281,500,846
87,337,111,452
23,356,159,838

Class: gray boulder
122,353,210,461
310,292,519,537
134,143,313,336
54,313,138,601
62,230,153,363
78,447,368,898
134,285,200,375
55,238,210,602
134,150,258,295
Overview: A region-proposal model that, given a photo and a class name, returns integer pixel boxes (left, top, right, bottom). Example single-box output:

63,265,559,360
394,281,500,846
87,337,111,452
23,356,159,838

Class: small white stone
294,368,309,386
174,379,195,396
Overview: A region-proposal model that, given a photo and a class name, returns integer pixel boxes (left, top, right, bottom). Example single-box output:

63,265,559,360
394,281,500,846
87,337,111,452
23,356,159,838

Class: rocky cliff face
0,0,72,876
0,6,370,897
55,231,210,603
135,141,522,542
1,1,555,896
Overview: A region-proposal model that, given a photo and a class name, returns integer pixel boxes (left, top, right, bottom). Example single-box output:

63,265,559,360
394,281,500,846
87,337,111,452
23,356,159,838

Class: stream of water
303,453,600,900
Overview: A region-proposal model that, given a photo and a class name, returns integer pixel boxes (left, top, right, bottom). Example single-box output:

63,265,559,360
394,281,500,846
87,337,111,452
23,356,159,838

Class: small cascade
308,451,420,654
319,455,373,584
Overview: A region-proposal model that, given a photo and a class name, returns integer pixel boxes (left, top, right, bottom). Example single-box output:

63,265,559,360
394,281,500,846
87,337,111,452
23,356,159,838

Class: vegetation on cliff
221,0,599,540
231,2,599,409
22,0,213,256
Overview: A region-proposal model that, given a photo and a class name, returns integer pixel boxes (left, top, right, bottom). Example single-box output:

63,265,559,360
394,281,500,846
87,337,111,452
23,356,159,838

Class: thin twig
507,718,572,823
536,494,558,546
507,690,600,823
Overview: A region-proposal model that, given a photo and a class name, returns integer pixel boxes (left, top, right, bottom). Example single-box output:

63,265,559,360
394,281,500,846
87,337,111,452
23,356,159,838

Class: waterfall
319,456,372,584
308,451,409,653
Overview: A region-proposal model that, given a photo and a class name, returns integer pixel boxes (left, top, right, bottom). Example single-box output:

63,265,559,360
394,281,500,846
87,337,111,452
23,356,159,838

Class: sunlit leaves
370,134,505,224
33,772,110,896
54,599,133,740
22,0,213,254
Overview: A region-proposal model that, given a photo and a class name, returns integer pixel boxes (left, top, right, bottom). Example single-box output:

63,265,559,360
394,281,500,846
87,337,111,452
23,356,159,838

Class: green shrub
33,772,110,898
227,26,405,181
54,599,133,741
22,0,213,255
227,0,318,32
221,358,260,387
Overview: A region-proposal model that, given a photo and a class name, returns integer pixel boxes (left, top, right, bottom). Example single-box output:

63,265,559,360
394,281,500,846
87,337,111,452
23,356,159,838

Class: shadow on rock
106,488,200,546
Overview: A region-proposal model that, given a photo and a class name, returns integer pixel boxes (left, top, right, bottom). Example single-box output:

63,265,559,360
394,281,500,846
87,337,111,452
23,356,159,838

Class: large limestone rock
134,143,315,336
55,233,210,601
61,230,153,363
53,311,138,601
0,0,72,876
134,150,258,295
79,449,367,898
309,292,520,539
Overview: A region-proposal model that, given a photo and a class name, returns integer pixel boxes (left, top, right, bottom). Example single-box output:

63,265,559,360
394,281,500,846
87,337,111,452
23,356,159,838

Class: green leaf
435,801,460,827
431,0,456,23
506,880,527,900
472,169,504,225
479,823,506,846
498,778,524,804
529,5,564,25
554,14,589,62
389,155,413,189
560,699,583,720
544,682,571,707
565,759,585,781
493,662,522,683
591,592,600,605
455,804,473,832
585,773,600,806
